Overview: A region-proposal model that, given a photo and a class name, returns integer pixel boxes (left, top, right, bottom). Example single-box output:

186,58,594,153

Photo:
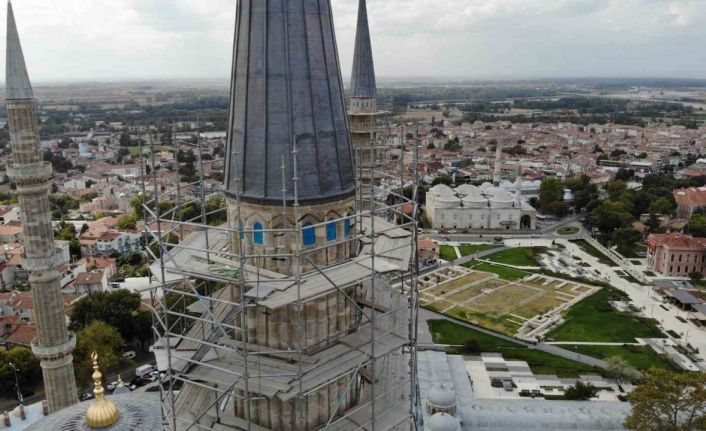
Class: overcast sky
3,0,706,83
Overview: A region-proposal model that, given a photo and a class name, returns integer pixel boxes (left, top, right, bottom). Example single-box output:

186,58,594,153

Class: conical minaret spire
223,0,355,205
350,0,376,99
6,0,32,100
5,0,79,412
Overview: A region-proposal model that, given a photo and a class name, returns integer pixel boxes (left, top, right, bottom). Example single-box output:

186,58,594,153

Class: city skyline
1,0,705,83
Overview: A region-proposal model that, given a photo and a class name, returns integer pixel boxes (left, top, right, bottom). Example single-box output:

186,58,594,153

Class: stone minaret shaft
5,0,78,412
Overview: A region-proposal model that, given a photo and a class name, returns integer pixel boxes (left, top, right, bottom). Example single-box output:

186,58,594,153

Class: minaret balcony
31,331,76,360
7,161,52,185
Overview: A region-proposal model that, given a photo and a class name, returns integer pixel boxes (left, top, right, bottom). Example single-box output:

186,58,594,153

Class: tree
648,197,674,216
462,339,481,354
606,180,627,198
688,213,706,237
606,356,640,388
563,381,598,400
69,238,82,261
538,178,564,214
646,213,661,231
119,132,133,147
431,176,453,187
70,290,143,343
613,227,643,256
73,321,125,389
624,369,706,431
0,347,40,398
443,140,461,152
615,168,632,181
427,142,435,150
116,213,139,230
689,272,703,283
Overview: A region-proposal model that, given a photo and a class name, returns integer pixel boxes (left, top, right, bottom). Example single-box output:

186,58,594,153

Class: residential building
75,271,106,295
647,233,706,277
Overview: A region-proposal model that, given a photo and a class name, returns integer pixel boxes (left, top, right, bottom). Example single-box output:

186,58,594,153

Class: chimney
3,411,9,427
19,405,25,420
42,401,48,416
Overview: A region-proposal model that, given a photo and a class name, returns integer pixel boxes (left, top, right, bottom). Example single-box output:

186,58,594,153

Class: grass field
459,244,500,256
439,244,500,261
464,262,530,281
485,247,546,267
565,344,678,371
428,320,605,378
556,226,580,235
439,245,458,261
570,240,617,267
547,287,666,342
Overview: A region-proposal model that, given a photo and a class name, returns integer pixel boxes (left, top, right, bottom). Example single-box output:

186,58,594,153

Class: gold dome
86,352,120,428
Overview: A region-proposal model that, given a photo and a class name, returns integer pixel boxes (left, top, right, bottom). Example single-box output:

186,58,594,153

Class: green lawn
565,345,678,371
428,320,605,378
484,247,546,267
465,262,531,281
439,244,501,262
458,244,500,256
439,245,458,261
547,288,666,342
570,240,617,267
556,226,580,235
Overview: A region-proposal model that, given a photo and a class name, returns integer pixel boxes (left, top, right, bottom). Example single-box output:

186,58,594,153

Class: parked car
106,381,118,392
121,351,136,360
79,392,95,401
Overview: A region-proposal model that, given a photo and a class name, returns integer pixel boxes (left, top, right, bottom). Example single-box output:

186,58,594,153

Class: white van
136,364,156,379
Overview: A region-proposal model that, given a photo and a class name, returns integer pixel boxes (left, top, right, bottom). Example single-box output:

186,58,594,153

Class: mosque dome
429,184,456,196
427,386,457,409
428,412,461,431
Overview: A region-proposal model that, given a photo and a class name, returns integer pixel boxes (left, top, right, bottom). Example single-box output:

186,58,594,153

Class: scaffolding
141,129,421,431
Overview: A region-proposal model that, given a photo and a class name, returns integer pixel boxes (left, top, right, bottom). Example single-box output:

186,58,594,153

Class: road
418,308,608,368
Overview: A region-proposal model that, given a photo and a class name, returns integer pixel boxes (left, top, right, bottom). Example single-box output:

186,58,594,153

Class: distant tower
5,0,78,412
493,142,503,186
224,0,356,273
348,0,381,200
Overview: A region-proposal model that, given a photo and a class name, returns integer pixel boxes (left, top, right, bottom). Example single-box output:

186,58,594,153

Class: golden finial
85,352,120,428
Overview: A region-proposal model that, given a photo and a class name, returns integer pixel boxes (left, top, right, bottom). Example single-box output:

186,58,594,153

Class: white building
426,183,536,231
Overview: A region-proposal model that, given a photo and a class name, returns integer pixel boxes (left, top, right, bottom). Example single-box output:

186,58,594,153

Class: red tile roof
76,272,103,285
5,325,36,346
674,187,706,209
648,233,706,250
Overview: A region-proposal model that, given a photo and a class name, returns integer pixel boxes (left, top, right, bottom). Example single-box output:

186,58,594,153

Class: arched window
344,218,351,238
303,222,316,246
327,221,338,241
252,222,264,245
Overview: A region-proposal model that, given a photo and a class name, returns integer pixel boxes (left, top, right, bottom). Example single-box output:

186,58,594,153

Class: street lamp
8,363,23,403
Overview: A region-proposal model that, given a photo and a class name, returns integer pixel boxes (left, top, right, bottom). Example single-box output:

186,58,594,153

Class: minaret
348,0,381,199
224,0,355,273
5,0,78,412
493,141,503,186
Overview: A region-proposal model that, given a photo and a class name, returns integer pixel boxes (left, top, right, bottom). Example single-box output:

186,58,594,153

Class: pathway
546,342,643,346
450,245,509,266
